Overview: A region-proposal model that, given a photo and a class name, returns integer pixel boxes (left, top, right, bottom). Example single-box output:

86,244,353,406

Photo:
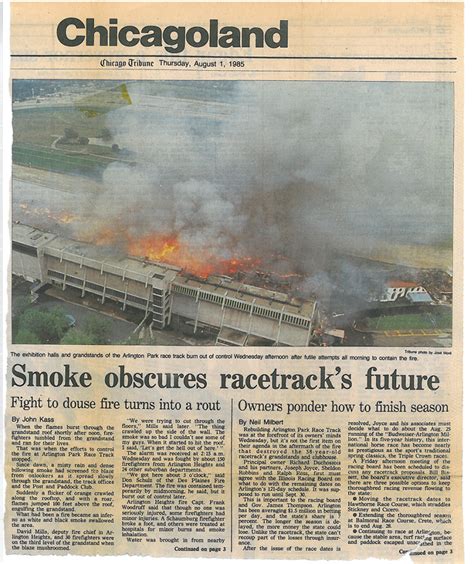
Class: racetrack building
12,223,318,346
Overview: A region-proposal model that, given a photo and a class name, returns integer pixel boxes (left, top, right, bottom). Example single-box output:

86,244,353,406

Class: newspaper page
5,1,463,561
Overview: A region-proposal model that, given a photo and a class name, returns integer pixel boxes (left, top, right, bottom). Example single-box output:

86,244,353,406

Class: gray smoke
79,80,454,289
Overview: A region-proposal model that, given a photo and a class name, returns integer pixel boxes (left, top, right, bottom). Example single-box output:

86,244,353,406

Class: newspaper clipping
6,1,464,561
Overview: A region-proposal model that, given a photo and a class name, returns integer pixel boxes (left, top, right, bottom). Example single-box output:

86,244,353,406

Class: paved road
372,333,452,347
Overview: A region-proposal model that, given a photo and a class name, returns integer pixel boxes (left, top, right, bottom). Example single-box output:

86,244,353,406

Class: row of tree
13,298,112,345
58,127,89,146
57,127,121,152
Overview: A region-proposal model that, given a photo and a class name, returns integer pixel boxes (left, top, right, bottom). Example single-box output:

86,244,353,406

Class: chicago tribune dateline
5,1,463,561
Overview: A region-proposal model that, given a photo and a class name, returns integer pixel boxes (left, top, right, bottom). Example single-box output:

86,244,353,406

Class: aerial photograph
11,80,453,346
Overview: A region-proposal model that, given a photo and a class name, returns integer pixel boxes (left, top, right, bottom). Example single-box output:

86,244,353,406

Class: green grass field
12,84,133,176
13,106,108,147
13,143,113,177
365,307,452,332
12,95,138,177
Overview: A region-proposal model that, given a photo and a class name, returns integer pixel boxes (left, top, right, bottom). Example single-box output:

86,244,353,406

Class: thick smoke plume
72,81,454,295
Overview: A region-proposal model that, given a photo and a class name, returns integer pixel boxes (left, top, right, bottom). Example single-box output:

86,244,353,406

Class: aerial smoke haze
74,80,454,288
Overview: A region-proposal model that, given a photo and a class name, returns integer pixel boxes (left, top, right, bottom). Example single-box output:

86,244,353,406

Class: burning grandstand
12,223,318,346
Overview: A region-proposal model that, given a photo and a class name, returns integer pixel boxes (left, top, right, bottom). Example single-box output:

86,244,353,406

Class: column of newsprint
5,349,462,560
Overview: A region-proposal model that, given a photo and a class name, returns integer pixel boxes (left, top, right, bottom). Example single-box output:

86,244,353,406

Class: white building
381,279,433,303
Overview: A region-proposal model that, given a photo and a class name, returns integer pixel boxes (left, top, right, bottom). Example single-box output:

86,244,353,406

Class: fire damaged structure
12,223,318,346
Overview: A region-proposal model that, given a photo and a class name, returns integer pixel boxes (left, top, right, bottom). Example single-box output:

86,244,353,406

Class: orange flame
19,204,79,225
91,228,262,279
127,233,180,263
17,203,291,280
